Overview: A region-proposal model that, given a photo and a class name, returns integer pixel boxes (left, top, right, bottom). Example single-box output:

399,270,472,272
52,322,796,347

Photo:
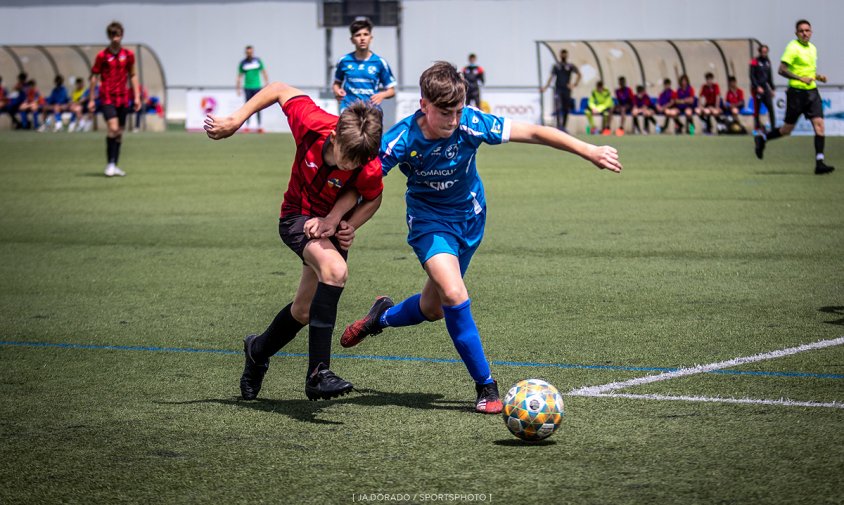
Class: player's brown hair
335,101,383,168
419,61,466,109
107,21,124,37
350,17,373,35
795,19,811,30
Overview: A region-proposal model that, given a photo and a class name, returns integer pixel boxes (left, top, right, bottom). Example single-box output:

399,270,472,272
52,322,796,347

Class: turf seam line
2,339,844,380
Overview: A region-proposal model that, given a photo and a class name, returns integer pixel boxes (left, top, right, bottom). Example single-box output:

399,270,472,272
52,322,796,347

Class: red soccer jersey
280,96,383,218
725,88,745,106
25,86,40,102
633,92,652,108
91,47,135,107
700,83,721,106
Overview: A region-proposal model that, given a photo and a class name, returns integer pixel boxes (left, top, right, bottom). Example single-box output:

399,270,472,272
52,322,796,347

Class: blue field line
2,340,843,380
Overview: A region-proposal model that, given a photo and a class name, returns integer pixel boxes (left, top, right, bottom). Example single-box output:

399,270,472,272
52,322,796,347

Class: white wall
2,0,841,118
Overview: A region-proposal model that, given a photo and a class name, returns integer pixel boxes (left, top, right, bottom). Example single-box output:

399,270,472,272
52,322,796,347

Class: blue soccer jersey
334,52,396,111
46,86,69,105
381,106,512,222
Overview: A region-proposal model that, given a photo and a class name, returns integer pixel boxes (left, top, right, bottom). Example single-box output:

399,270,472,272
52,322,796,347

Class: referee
755,19,834,174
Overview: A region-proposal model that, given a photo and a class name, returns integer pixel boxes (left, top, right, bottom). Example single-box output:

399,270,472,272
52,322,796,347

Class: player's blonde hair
420,61,467,109
336,101,383,168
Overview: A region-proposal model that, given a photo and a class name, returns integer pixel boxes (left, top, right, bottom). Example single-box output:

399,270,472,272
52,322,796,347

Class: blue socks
443,299,493,385
380,294,493,385
381,293,427,328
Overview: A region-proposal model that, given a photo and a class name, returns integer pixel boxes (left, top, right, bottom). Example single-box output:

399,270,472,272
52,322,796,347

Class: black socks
307,283,344,375
106,136,122,164
252,303,305,361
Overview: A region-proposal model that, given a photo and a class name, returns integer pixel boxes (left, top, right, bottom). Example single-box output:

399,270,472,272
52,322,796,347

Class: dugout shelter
0,44,166,131
536,38,762,128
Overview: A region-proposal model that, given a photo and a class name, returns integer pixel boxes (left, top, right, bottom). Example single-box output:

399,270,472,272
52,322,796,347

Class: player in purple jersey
674,74,696,135
631,85,656,134
656,78,680,134
613,76,634,136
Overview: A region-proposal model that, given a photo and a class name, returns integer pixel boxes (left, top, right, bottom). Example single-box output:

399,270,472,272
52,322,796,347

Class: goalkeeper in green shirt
237,45,269,132
585,80,613,135
754,19,834,174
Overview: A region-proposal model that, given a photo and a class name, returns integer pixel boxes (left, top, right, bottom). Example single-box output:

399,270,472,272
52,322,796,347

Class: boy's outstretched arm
204,81,304,139
509,122,623,173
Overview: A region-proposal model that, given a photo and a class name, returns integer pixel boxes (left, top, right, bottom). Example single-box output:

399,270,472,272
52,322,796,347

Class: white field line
569,336,844,397
571,392,844,409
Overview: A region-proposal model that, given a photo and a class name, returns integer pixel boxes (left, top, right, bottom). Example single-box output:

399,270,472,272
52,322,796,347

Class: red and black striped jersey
91,47,135,107
279,96,383,218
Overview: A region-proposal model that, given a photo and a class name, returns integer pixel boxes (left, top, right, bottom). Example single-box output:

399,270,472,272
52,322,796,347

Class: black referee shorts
784,87,824,125
279,215,348,263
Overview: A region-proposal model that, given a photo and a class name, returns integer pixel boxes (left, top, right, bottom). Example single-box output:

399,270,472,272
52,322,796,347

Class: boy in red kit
204,81,384,401
89,21,140,177
696,72,722,134
722,76,747,133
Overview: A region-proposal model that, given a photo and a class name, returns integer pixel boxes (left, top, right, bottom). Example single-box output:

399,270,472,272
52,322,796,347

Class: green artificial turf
1,131,842,504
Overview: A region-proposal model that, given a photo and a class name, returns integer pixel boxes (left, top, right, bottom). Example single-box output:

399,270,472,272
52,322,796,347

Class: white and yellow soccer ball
502,379,565,441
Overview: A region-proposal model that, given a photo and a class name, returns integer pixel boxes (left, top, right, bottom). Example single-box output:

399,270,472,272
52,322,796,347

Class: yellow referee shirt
781,39,818,90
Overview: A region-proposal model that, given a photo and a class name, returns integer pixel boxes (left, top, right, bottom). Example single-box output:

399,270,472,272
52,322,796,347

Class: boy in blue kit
333,17,397,112
341,62,622,414
41,75,70,132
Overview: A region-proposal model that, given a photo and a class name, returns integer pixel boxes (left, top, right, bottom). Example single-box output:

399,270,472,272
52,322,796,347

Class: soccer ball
502,379,565,441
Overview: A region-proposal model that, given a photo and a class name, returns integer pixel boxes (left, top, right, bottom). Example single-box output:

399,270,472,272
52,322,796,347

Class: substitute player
696,72,722,135
631,85,656,134
89,21,140,177
204,81,384,402
755,19,834,174
340,62,622,414
333,17,396,113
613,76,634,136
675,74,696,135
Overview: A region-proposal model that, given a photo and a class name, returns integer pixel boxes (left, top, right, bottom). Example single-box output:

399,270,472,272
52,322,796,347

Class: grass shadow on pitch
819,306,844,325
161,388,470,425
493,439,558,447
754,170,812,176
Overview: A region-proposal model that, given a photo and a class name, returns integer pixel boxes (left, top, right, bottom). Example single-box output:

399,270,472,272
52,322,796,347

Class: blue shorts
406,212,485,276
